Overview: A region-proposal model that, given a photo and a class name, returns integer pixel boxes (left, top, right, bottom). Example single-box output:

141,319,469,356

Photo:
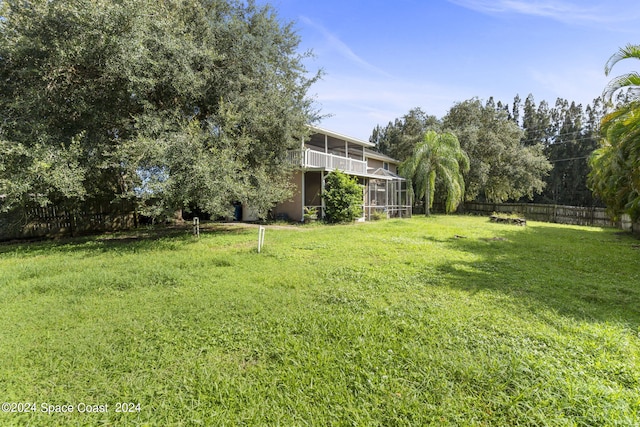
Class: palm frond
605,43,640,76
603,73,640,102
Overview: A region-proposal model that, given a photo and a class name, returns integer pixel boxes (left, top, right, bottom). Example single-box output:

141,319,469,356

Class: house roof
307,125,375,148
368,168,405,181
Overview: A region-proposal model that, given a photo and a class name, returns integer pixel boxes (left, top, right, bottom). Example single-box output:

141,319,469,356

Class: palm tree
588,44,640,220
400,130,469,216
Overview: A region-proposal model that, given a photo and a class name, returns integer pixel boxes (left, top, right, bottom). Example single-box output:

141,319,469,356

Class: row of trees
0,0,319,221
371,93,617,211
372,37,640,221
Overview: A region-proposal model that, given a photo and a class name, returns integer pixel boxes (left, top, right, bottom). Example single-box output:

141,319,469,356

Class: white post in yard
193,217,200,237
257,226,266,253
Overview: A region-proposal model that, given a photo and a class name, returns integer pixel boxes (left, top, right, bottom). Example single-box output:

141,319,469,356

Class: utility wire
548,156,590,163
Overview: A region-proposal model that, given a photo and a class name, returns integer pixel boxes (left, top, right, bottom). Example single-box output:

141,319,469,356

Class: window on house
383,162,389,171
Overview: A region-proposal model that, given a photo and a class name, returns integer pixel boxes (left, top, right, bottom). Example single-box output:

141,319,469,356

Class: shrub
323,171,363,223
303,206,318,223
371,209,387,221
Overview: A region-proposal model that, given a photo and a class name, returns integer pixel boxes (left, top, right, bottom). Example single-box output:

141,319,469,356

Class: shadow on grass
427,224,640,328
0,222,255,257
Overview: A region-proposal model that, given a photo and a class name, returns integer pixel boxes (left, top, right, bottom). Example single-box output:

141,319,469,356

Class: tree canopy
442,99,551,204
370,108,441,162
0,0,319,219
373,94,613,210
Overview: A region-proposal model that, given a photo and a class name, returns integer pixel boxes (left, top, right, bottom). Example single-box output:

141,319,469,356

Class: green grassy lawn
1,216,639,426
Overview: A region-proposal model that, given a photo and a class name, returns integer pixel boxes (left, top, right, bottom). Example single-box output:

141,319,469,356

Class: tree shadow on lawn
0,222,256,257
427,224,640,328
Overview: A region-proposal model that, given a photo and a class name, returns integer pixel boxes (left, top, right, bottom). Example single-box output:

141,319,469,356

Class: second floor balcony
287,148,368,176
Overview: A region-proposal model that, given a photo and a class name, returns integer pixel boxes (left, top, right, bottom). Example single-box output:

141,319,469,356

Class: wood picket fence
0,200,136,241
2,199,638,241
462,202,639,231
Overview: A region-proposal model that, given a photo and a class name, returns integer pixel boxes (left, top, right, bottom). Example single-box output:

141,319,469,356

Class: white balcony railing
287,149,367,175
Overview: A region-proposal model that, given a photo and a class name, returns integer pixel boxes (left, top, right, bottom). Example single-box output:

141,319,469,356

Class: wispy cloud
299,16,393,77
310,74,472,137
448,0,638,26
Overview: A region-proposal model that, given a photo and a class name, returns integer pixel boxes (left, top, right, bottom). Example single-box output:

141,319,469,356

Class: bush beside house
322,171,363,223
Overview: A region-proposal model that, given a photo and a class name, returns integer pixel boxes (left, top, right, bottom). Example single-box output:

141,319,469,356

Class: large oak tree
0,0,319,220
442,98,551,204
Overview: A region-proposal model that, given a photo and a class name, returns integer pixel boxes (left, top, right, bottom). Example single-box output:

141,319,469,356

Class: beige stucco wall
367,157,401,174
367,158,384,170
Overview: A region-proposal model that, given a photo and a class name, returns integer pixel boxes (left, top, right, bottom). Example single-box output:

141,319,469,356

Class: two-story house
273,126,411,221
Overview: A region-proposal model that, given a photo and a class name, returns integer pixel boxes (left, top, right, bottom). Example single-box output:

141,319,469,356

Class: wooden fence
3,199,638,240
462,202,626,228
0,201,136,241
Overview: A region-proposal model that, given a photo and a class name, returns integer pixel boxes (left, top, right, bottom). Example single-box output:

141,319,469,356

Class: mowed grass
0,216,639,426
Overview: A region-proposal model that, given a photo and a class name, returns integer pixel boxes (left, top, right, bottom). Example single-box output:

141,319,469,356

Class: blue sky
265,0,639,139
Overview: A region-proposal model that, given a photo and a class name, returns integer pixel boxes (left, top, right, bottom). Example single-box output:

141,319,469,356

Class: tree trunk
424,188,431,216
